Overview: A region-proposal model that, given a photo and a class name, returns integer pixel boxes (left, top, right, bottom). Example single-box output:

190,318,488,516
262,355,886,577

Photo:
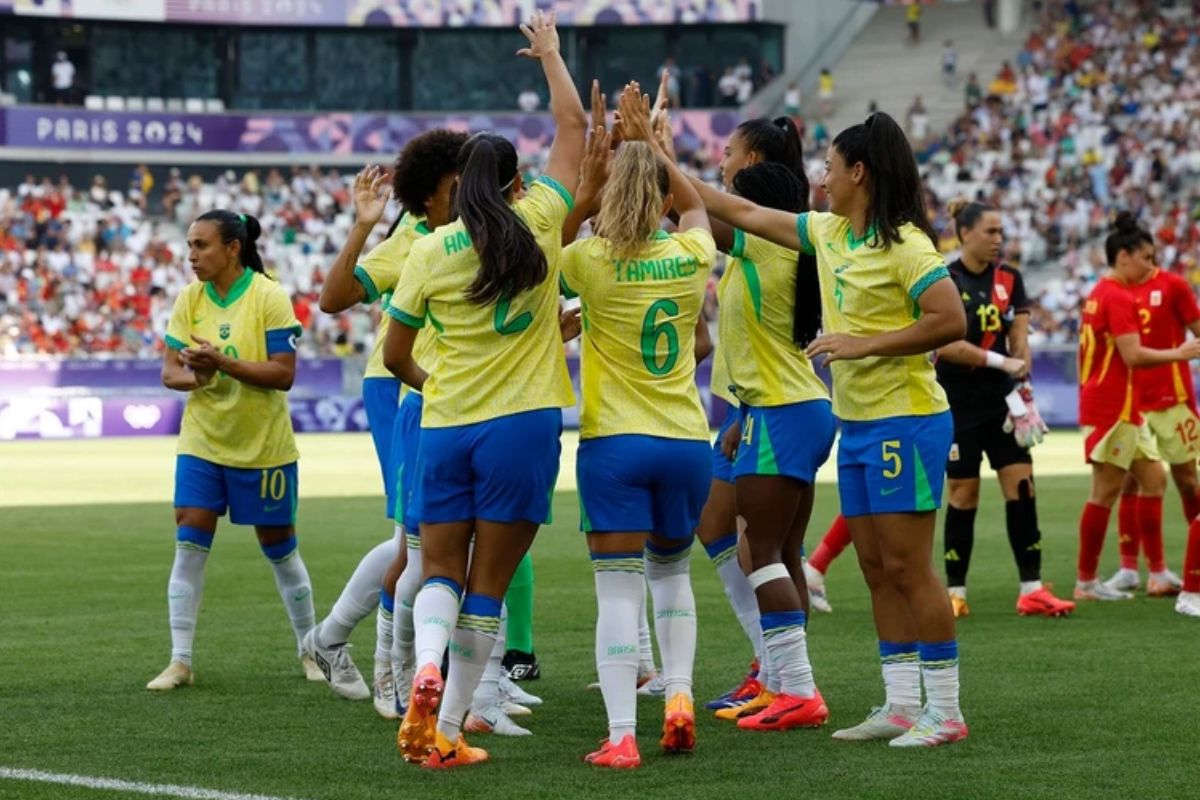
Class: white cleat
889,706,968,748
805,561,832,613
392,660,414,716
300,629,370,700
373,662,400,720
831,704,918,741
1103,568,1141,593
300,654,325,682
503,701,532,717
635,673,667,697
1174,591,1200,617
147,661,193,692
1074,580,1133,601
465,705,532,736
1147,570,1183,597
500,675,543,707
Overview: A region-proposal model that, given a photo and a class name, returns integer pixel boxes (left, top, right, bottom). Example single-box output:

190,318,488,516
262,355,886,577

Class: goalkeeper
932,199,1074,618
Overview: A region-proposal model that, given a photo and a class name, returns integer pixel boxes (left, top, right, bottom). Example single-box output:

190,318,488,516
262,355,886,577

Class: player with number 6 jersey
149,209,317,693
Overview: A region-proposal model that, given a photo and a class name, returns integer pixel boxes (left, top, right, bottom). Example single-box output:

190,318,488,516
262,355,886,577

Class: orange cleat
584,734,641,769
661,693,695,754
397,663,443,764
715,689,775,721
949,592,970,618
423,730,488,770
1016,587,1075,617
737,690,829,731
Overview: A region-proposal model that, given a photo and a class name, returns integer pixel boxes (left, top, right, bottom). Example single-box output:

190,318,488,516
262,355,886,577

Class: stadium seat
103,96,126,111
84,95,104,109
204,98,225,112
166,98,185,111
184,98,205,113
146,97,165,111
126,97,146,111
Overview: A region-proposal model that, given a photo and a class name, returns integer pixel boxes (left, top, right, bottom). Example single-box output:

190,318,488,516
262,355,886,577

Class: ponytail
734,116,805,183
196,209,266,275
731,162,820,347
1104,211,1153,266
831,112,936,250
947,198,994,242
455,132,546,305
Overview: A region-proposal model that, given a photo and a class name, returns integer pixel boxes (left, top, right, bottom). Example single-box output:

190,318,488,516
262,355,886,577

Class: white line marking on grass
0,767,312,800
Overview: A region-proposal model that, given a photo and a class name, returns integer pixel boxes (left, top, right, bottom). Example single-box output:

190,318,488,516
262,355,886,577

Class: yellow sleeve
263,282,302,334
164,290,191,351
559,239,591,300
388,240,430,329
794,212,817,256
896,230,950,302
516,177,574,235
730,229,784,266
674,228,718,267
355,232,407,304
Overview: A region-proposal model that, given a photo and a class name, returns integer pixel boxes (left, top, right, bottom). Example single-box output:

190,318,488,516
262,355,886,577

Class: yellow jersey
388,177,576,428
165,269,301,468
355,213,437,381
718,229,829,407
561,228,715,441
797,211,950,421
709,332,738,406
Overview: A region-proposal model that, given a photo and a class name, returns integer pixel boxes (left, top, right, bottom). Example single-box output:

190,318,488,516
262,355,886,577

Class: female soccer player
383,10,586,769
559,105,715,766
1075,213,1200,601
305,129,467,718
675,112,972,747
933,199,1075,618
149,210,315,691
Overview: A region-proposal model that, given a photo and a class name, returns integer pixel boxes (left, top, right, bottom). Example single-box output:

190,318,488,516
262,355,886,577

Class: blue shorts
734,399,835,483
390,391,423,532
711,404,739,484
416,408,562,525
363,377,401,512
174,455,298,527
837,412,952,517
578,434,712,541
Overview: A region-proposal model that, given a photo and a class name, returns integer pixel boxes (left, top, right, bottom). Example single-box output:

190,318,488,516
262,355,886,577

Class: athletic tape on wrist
747,563,791,590
985,351,1006,369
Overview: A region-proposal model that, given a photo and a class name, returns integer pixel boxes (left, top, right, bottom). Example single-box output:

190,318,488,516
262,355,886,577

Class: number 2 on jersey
641,299,679,376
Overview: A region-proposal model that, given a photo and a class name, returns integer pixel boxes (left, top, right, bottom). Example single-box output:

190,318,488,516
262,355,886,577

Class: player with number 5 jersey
149,209,317,693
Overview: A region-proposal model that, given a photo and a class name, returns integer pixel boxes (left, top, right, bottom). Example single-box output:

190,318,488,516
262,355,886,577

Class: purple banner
11,0,759,27
0,397,181,439
1,106,741,160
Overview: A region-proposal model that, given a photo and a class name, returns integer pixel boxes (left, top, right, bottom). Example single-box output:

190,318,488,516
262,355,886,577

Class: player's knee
1171,464,1199,495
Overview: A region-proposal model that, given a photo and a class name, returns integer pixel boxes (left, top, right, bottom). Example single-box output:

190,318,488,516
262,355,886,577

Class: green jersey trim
165,334,187,351
795,213,814,256
536,176,575,213
204,267,254,308
909,265,950,303
730,228,747,258
353,265,382,304
387,306,426,329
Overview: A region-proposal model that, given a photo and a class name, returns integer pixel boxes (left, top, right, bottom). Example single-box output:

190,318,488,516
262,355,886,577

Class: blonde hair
595,142,669,260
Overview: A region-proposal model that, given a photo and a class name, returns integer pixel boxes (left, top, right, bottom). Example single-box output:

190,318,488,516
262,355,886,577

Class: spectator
517,87,540,112
942,40,958,88
718,67,740,107
736,70,754,105
964,72,983,109
51,52,75,105
784,82,801,116
906,95,929,143
656,56,681,108
983,0,998,29
818,67,835,116
906,1,922,45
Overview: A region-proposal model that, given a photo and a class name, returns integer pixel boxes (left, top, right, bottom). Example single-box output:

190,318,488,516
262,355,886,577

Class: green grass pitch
0,434,1196,799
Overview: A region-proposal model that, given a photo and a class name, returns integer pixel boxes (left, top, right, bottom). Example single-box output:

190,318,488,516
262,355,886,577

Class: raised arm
319,166,390,313
654,107,734,251
563,81,612,246
519,11,587,195
679,164,799,250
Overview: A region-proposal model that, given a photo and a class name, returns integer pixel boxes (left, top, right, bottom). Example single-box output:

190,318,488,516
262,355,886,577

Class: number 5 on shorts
882,440,902,479
261,468,287,501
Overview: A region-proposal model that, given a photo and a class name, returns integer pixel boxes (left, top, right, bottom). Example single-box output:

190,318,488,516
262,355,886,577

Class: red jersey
1127,269,1200,412
1079,276,1141,426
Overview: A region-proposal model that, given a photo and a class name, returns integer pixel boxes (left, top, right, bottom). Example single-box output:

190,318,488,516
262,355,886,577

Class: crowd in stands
2,2,1199,359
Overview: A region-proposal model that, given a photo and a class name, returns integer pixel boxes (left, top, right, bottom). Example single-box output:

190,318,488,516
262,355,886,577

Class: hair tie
499,176,516,193
238,213,247,223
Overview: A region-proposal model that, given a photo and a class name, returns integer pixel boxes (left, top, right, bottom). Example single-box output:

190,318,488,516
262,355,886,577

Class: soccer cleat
1103,568,1141,593
465,705,533,736
392,661,414,716
500,675,543,707
1016,587,1076,617
949,591,970,618
502,701,532,717
300,653,325,682
423,730,489,769
705,670,762,710
1147,570,1183,597
373,662,400,720
804,562,832,613
715,689,775,721
1175,591,1200,617
661,693,696,754
584,735,641,769
888,706,969,748
397,663,443,764
300,629,369,701
1074,580,1133,601
501,649,540,681
146,661,193,692
831,704,919,741
636,672,667,697
737,690,829,731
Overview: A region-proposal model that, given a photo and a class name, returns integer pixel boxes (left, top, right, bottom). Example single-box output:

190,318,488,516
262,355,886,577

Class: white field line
0,767,312,800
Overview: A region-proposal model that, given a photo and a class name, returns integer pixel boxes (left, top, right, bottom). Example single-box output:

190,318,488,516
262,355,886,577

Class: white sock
706,534,762,659
758,637,779,693
316,537,396,647
262,537,314,646
412,577,462,670
375,588,394,665
594,554,644,745
392,531,423,668
1019,580,1043,595
168,527,212,666
437,593,501,742
637,580,655,674
471,603,507,710
760,610,815,696
919,640,962,717
880,641,921,709
645,542,697,700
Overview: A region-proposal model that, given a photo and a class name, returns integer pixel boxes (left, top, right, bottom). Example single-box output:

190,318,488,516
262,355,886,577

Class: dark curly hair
392,129,470,216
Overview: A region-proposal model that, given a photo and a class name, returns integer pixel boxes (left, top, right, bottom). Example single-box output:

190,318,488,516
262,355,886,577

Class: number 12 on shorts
882,440,903,478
